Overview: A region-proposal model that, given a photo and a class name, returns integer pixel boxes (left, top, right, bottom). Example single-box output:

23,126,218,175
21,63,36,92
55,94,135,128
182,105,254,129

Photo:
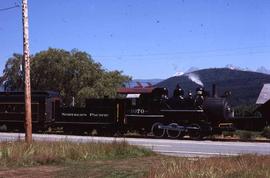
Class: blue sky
1,0,270,79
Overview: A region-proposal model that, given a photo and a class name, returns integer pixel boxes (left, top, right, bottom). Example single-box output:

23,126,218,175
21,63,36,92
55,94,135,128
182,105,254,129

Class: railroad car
54,98,125,135
0,91,60,132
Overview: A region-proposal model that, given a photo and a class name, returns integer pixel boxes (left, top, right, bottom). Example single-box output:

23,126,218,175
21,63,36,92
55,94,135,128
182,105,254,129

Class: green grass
0,141,153,167
222,130,270,140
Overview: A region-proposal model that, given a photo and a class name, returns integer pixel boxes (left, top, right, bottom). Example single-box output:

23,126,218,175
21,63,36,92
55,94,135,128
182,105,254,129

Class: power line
0,4,20,12
92,45,270,59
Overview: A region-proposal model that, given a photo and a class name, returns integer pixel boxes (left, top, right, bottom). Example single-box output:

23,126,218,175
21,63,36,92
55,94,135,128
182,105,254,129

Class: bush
237,130,254,140
223,131,234,137
261,126,270,139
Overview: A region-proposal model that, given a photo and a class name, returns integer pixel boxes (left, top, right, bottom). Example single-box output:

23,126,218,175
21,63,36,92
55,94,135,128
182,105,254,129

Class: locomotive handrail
160,109,204,112
126,114,165,118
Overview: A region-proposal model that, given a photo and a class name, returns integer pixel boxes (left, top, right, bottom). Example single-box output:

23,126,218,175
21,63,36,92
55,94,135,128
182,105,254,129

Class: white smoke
173,71,184,77
185,73,204,86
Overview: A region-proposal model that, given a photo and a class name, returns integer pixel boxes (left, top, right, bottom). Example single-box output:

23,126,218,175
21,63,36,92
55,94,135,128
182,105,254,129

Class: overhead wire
92,44,270,59
0,3,20,12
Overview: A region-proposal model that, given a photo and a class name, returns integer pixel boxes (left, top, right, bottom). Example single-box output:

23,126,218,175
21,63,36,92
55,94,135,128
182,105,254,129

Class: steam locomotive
0,84,236,139
117,84,234,138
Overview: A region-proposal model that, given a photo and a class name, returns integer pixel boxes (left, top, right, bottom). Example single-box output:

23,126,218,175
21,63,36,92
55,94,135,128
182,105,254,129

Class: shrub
261,126,270,139
237,130,254,140
223,131,234,137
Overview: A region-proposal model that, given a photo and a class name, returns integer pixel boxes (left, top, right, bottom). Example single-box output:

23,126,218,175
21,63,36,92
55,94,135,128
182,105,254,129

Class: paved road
1,132,270,157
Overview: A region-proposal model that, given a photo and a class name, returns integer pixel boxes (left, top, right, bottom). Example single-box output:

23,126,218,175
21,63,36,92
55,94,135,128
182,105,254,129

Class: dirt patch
0,166,62,178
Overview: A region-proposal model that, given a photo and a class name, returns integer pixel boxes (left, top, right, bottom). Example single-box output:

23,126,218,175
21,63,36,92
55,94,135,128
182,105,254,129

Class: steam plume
185,73,204,86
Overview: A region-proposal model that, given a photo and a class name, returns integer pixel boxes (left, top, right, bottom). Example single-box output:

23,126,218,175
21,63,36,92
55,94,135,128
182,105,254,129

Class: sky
1,0,270,79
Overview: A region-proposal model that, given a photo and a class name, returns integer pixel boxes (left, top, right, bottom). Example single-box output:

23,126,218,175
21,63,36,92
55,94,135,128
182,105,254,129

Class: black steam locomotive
0,84,236,139
117,84,234,138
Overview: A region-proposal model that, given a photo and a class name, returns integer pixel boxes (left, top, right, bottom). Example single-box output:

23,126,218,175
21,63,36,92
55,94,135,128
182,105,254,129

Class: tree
1,48,131,106
1,54,24,91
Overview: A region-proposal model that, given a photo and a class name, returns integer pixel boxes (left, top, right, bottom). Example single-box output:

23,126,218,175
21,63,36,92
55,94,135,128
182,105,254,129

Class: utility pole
22,0,32,143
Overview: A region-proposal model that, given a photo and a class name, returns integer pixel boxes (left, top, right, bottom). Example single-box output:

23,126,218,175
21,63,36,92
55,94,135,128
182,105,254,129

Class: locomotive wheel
151,122,165,138
188,124,201,139
166,123,182,139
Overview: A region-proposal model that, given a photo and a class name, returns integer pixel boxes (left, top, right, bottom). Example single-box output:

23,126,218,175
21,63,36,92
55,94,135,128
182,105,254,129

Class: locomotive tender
0,84,235,139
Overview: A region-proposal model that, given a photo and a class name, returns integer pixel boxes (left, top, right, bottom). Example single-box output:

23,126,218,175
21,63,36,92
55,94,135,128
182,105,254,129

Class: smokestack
212,84,218,97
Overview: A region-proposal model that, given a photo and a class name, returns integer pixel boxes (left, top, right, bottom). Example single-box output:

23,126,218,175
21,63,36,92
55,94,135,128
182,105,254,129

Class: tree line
1,48,131,106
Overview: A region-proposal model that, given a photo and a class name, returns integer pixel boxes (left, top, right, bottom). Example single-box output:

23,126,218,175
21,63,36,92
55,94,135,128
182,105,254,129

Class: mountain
185,67,200,73
225,64,250,71
256,66,270,75
156,68,270,106
224,64,270,75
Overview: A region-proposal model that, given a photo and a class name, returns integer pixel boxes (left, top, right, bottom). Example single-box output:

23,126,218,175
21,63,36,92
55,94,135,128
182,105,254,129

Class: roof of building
117,87,154,94
256,84,270,104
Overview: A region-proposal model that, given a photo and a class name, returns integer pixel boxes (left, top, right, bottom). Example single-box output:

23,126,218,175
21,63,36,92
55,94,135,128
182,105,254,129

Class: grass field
0,140,153,167
0,141,269,178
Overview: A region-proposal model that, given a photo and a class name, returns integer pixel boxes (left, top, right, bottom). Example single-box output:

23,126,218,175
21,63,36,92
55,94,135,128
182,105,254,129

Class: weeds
0,141,153,167
0,142,270,178
234,130,262,140
237,130,254,140
148,154,270,178
261,126,270,139
222,131,234,137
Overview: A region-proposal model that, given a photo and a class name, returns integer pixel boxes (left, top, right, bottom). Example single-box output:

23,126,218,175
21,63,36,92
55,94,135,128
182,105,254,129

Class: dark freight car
0,91,60,131
56,98,125,135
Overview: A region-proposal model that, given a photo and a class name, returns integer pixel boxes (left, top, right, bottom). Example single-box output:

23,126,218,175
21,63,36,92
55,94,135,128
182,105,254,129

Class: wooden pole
22,0,32,143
